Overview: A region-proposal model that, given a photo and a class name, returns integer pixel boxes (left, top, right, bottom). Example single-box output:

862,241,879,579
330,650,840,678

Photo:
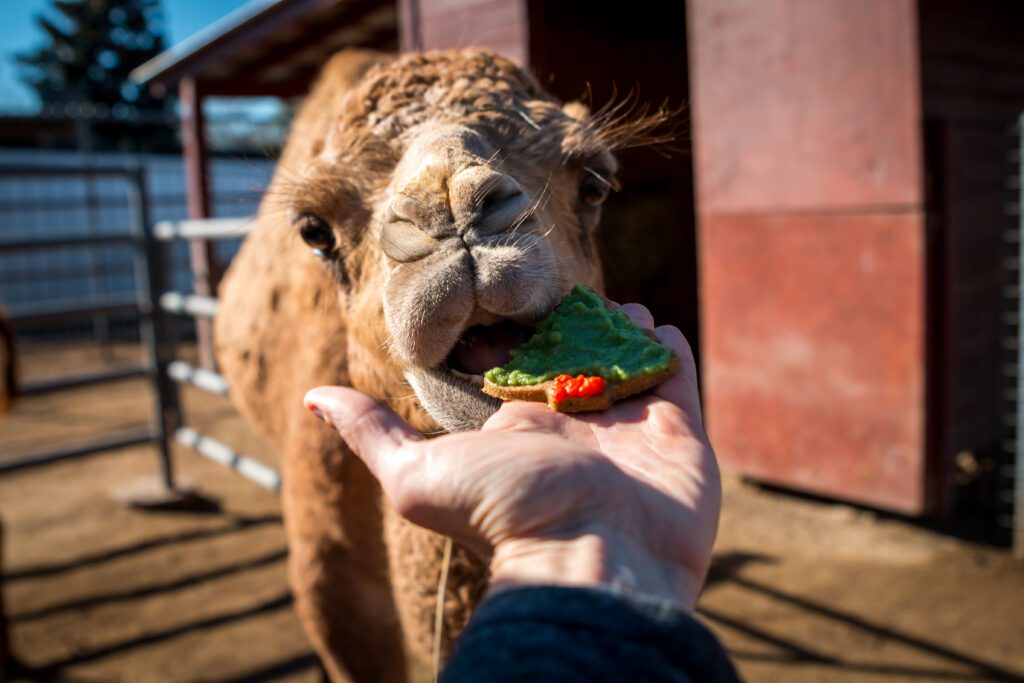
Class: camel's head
280,49,652,431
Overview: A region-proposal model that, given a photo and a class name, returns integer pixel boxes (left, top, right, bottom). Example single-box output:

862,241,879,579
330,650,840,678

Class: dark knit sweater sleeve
440,586,741,683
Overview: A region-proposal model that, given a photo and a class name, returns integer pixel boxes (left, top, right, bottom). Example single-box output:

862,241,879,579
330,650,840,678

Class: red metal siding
689,0,922,214
689,0,930,512
701,212,927,512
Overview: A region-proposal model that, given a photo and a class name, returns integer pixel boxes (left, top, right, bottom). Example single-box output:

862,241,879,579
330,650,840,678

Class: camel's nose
382,166,533,262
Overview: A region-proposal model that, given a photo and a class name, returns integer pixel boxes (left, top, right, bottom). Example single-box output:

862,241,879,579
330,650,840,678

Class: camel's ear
562,101,591,122
560,101,601,161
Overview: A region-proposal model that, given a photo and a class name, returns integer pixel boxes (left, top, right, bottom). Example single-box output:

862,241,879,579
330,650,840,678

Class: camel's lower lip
405,364,503,432
402,317,536,431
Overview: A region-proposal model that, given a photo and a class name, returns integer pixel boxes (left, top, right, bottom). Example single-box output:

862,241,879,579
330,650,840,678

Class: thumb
304,386,424,484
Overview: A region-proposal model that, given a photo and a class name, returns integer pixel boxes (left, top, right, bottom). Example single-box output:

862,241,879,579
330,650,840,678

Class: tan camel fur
215,48,662,682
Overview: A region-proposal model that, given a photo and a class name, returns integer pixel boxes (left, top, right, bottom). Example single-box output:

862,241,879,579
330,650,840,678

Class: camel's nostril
479,191,504,215
474,189,532,238
476,172,523,208
455,169,532,238
480,187,526,217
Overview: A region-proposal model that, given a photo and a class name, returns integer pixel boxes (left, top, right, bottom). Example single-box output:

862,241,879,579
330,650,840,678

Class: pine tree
16,0,175,151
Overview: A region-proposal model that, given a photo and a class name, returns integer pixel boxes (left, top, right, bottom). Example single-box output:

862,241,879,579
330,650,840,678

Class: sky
0,0,250,113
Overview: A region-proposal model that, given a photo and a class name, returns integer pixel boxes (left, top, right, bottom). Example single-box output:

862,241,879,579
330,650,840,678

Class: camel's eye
298,214,335,255
579,171,611,208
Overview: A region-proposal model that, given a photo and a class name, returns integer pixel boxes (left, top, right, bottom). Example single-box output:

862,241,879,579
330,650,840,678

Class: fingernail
307,403,326,422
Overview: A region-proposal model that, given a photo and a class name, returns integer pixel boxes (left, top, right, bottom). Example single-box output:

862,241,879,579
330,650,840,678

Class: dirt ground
1,342,1023,682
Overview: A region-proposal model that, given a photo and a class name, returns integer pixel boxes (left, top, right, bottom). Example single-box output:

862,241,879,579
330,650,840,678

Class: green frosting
484,284,673,387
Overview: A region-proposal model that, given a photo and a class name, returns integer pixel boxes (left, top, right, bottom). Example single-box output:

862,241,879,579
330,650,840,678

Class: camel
214,48,667,682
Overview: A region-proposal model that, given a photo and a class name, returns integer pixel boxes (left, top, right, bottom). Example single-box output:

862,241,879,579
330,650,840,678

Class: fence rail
9,299,141,328
21,364,150,396
168,360,229,396
0,150,271,326
153,215,279,494
0,428,155,474
154,217,253,241
159,292,219,317
0,164,143,177
175,427,281,492
0,235,135,252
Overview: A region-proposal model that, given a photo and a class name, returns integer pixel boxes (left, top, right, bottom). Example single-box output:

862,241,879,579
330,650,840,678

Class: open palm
306,305,721,608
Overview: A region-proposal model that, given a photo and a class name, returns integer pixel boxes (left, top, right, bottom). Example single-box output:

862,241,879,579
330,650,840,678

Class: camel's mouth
404,315,539,431
442,319,534,386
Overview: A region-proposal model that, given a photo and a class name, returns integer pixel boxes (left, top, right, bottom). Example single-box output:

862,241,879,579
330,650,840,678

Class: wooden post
179,76,219,370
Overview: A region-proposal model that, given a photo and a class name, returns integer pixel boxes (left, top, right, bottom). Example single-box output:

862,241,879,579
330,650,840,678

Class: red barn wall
688,0,930,513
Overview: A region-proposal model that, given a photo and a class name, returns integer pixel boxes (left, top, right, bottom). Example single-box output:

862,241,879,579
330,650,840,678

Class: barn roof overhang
130,0,397,98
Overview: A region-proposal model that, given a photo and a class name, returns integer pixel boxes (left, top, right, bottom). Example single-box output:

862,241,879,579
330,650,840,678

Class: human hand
304,304,720,610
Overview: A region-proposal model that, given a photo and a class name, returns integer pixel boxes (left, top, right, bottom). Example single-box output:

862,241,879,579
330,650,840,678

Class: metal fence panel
0,166,175,480
1012,116,1024,558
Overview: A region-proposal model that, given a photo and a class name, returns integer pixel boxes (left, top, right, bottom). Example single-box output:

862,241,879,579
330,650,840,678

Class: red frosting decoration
552,374,607,403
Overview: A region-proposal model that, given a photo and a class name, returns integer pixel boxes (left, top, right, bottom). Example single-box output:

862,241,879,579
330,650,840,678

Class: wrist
487,527,701,610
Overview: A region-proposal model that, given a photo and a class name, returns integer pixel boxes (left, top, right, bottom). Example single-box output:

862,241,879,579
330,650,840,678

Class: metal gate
1008,116,1024,558
0,165,173,481
0,165,279,497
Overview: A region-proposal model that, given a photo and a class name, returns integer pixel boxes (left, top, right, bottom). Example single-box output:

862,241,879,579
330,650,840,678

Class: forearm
441,586,740,683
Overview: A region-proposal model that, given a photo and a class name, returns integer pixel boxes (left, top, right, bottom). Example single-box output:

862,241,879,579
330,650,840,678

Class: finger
651,325,703,420
304,386,424,483
307,387,487,550
616,303,655,331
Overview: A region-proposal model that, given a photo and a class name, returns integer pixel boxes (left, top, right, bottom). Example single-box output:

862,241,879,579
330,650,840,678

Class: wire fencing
0,149,272,348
